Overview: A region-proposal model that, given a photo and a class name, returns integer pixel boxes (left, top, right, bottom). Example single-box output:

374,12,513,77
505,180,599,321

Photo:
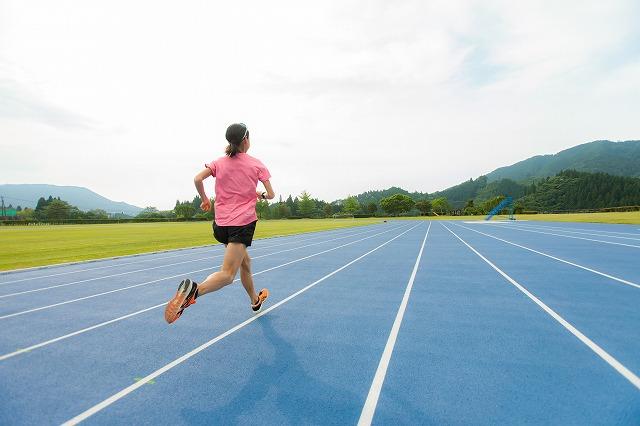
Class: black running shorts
212,220,257,247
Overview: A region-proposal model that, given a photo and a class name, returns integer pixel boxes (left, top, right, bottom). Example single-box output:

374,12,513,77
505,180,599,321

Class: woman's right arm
194,168,213,211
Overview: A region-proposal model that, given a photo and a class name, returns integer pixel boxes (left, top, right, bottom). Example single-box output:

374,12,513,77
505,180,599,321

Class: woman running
165,123,275,324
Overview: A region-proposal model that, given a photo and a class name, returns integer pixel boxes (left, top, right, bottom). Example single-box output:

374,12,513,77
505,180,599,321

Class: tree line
4,169,638,222
8,196,111,221
515,170,640,212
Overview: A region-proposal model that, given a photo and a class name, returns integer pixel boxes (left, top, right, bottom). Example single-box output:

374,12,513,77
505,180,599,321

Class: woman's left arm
257,180,275,200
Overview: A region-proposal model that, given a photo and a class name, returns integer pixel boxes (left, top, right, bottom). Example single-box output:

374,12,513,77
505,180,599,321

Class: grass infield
0,218,383,272
2,212,637,271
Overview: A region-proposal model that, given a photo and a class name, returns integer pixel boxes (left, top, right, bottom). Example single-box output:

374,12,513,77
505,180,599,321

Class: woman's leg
197,242,246,296
239,252,259,304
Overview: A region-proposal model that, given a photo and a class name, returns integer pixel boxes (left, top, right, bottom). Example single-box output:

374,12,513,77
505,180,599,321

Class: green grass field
2,212,638,271
0,219,384,271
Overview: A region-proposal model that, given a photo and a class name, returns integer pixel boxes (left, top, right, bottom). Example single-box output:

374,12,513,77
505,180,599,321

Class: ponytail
225,142,240,157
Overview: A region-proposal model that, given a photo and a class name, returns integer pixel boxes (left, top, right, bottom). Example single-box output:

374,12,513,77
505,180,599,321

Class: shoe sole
251,288,269,313
165,279,195,324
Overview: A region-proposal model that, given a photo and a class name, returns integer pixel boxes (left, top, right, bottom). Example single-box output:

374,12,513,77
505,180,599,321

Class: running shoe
251,288,269,313
165,279,198,324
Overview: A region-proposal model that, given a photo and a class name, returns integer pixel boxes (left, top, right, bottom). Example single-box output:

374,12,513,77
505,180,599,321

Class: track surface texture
1,220,638,425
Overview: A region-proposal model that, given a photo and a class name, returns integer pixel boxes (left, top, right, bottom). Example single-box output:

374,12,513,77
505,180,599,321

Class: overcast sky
1,1,639,209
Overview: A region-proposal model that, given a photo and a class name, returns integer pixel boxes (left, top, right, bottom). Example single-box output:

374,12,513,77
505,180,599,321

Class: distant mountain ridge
342,140,640,210
3,140,638,216
485,140,640,182
428,139,640,207
0,184,142,216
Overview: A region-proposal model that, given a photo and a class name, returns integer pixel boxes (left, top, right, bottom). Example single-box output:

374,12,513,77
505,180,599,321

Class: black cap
226,123,248,145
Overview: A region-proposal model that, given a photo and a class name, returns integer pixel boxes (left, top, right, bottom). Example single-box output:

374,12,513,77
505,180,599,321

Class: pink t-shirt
206,153,271,226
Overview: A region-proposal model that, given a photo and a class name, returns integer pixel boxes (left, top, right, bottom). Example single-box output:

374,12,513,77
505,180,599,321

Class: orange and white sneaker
251,288,269,313
165,279,198,324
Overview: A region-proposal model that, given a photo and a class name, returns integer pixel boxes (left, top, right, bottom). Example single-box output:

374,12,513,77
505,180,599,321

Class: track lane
0,224,413,425
66,223,426,425
374,223,640,424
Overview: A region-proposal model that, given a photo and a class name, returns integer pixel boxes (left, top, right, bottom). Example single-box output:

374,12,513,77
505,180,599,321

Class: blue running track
0,220,638,425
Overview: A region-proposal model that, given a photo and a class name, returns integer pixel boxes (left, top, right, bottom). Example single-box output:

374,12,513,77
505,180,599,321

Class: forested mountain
341,169,640,215
486,140,640,182
428,177,531,209
428,177,488,207
475,178,529,201
517,170,640,211
422,140,640,209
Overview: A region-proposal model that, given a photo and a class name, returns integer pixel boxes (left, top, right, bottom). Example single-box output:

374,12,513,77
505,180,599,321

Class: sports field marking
0,304,163,362
0,255,226,299
486,223,640,249
453,223,640,290
61,224,421,425
508,223,640,237
0,225,387,298
359,222,431,426
442,223,640,391
493,223,640,242
0,247,216,285
463,220,527,224
0,225,409,360
0,225,372,285
0,225,407,321
133,378,155,384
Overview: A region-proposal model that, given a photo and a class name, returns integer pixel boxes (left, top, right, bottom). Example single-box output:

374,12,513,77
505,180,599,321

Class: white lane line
0,248,218,286
0,225,407,321
493,223,640,242
0,225,375,286
453,223,640,290
0,304,165,362
0,225,385,298
486,223,640,249
61,224,420,426
358,222,431,426
0,225,411,361
0,255,225,298
0,244,218,280
511,223,640,237
441,223,640,391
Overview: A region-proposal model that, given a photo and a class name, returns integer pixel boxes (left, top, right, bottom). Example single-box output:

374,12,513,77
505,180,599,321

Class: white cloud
0,0,638,209
0,77,96,129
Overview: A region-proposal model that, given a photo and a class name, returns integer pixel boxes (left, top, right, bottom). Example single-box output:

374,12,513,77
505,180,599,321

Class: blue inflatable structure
485,196,514,221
